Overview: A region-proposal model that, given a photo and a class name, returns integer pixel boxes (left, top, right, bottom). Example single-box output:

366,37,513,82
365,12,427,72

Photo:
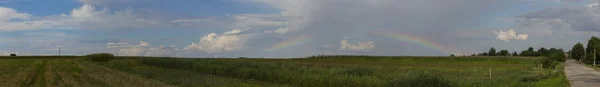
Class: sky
1,0,600,57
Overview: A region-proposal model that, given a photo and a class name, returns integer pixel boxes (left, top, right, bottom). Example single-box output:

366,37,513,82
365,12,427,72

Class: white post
58,47,61,56
489,68,491,78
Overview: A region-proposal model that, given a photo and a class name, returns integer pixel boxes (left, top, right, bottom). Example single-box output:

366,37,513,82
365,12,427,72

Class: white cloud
493,29,529,42
274,28,290,34
340,39,375,51
184,29,250,53
0,7,50,31
0,4,165,31
77,0,137,5
108,41,179,57
143,45,180,57
0,7,30,21
587,3,599,10
171,18,215,23
265,28,290,35
233,14,288,28
106,42,128,45
66,4,160,30
223,29,243,35
107,41,147,48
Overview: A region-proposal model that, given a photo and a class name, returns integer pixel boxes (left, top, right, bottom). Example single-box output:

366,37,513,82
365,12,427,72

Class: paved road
565,60,600,87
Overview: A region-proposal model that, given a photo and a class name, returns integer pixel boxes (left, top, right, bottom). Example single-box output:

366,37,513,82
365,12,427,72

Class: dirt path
564,60,600,87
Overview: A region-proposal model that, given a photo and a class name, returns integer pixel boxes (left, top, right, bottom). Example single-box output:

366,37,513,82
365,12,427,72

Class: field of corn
0,56,569,87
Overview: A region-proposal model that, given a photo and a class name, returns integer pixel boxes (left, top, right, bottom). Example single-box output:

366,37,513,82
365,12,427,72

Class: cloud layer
3,0,600,57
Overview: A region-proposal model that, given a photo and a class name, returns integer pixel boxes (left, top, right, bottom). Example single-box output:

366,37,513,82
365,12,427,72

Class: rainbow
373,32,464,55
266,35,311,51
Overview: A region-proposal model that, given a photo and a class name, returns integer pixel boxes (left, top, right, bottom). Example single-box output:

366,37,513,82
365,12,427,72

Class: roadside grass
533,63,570,87
584,63,600,72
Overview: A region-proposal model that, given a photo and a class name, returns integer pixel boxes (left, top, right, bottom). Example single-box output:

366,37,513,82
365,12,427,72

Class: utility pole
58,47,61,56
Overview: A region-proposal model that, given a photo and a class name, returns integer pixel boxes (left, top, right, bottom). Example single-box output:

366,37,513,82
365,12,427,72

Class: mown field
0,56,569,87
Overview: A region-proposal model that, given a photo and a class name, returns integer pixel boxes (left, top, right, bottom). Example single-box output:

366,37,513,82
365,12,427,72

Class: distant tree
538,48,548,56
482,52,488,56
520,47,536,56
549,48,558,53
499,50,509,56
547,48,566,62
512,52,518,56
489,48,496,56
558,49,567,62
471,54,476,56
450,54,455,57
586,37,600,63
9,54,16,56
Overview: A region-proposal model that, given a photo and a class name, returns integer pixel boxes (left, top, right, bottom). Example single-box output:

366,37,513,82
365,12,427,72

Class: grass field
0,56,568,87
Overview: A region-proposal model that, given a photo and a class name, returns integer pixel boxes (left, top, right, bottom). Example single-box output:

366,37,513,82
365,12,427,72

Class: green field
0,56,568,87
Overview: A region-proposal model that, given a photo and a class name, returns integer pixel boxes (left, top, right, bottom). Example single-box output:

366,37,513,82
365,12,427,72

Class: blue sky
0,0,599,57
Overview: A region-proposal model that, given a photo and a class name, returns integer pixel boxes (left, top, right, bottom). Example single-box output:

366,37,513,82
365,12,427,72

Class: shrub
86,53,115,62
541,57,557,69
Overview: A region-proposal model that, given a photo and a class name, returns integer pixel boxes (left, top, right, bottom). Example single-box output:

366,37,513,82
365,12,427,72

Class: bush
541,57,557,69
86,53,115,62
9,54,16,56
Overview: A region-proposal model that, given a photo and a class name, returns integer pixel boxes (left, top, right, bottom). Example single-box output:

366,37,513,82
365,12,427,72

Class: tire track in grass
21,60,47,87
56,71,82,87
0,60,40,87
45,60,63,87
75,61,174,87
67,60,112,87
0,60,35,86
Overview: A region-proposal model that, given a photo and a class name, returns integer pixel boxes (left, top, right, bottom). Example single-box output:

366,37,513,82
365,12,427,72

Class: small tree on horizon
538,48,548,56
499,50,509,56
489,47,496,56
571,43,585,62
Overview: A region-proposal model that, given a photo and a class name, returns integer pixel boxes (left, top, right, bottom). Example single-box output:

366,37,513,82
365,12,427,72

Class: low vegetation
0,55,569,87
101,56,567,87
0,58,172,87
85,53,115,62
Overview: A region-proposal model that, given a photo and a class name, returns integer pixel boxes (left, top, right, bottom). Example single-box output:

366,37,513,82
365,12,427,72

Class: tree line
471,45,567,69
472,47,565,59
569,36,600,64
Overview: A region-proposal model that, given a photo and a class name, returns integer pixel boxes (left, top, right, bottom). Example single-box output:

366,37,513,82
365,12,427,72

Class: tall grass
117,56,565,87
